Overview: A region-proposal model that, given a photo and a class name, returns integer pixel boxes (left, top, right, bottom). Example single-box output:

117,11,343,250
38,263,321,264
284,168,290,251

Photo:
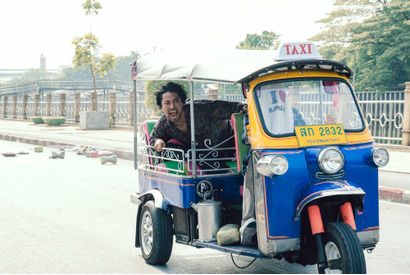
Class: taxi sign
275,42,322,61
295,124,347,147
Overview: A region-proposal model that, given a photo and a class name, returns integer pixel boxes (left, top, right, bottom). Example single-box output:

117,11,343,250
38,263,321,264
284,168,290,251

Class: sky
0,0,334,70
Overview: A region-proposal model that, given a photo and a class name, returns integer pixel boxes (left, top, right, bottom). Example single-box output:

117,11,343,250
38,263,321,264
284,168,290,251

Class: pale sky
0,0,334,70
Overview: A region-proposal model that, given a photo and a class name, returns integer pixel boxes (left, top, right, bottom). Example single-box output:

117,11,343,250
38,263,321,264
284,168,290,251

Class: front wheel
140,200,173,265
321,222,366,274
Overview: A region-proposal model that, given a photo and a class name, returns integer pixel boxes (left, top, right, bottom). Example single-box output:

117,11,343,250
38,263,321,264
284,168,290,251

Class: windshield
254,79,364,136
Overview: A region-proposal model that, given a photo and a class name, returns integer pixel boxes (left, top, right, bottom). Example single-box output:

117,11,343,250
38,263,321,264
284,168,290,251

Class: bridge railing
0,90,152,127
1,82,409,146
356,90,405,145
0,80,133,96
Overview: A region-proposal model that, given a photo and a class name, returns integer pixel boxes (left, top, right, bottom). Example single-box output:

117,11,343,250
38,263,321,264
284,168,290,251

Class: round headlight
372,148,389,167
318,147,344,174
256,155,288,177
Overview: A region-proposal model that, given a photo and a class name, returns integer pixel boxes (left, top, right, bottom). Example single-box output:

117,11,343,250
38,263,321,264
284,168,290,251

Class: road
0,140,409,274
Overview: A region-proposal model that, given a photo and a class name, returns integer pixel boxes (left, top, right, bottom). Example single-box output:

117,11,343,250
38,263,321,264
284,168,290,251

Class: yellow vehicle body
246,70,372,149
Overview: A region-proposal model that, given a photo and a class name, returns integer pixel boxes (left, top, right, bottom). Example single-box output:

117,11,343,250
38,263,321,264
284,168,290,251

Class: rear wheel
321,222,366,274
140,200,173,265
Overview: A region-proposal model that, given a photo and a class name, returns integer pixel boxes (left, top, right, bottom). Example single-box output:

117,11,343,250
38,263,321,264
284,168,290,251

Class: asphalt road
1,140,409,274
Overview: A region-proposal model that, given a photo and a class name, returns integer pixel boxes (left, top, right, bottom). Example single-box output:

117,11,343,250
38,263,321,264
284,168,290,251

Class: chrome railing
137,135,238,175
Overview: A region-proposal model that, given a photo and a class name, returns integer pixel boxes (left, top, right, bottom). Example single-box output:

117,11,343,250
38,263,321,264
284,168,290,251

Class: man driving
149,82,246,171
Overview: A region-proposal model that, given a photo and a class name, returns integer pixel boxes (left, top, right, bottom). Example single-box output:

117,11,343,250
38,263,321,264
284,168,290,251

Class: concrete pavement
1,118,409,204
0,119,134,160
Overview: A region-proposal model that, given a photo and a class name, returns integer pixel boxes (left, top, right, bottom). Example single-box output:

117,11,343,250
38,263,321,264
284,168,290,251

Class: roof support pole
189,81,197,177
133,79,138,170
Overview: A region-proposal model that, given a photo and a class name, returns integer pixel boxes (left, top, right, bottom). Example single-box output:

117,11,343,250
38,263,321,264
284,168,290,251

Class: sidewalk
0,119,134,160
1,118,409,204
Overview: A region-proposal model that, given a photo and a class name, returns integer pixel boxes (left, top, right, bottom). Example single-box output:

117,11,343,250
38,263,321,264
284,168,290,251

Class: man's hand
154,139,166,152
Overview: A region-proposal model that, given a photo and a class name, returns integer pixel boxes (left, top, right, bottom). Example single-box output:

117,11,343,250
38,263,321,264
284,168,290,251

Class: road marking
380,200,410,208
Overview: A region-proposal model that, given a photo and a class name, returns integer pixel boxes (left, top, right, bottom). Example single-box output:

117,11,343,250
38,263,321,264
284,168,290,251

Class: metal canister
191,200,222,242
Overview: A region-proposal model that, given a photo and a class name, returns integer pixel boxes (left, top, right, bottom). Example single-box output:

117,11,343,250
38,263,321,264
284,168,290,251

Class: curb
379,144,410,152
0,134,76,148
379,168,410,175
1,133,409,204
379,186,410,204
0,133,134,161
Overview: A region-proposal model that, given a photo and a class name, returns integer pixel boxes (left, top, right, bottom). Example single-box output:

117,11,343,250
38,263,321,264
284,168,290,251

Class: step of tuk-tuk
195,241,263,258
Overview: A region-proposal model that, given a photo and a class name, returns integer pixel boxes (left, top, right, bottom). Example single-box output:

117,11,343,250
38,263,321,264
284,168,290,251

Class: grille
173,206,197,244
315,170,345,180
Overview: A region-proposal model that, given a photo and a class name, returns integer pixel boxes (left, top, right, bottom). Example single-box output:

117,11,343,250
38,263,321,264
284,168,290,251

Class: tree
82,0,102,32
6,69,59,84
82,0,102,15
111,51,141,82
349,0,409,91
311,0,409,91
310,0,387,60
72,33,116,92
236,30,280,50
72,0,116,96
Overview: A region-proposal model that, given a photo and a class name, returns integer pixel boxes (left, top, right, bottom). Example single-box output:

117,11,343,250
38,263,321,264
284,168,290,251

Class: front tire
140,200,173,265
321,222,366,274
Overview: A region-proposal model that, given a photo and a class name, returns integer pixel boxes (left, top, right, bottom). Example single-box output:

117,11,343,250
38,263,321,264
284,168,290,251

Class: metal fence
0,89,406,145
356,91,404,145
215,91,405,145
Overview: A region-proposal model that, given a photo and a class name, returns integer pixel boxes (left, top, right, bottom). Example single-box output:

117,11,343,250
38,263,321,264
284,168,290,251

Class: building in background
40,54,46,70
0,55,60,84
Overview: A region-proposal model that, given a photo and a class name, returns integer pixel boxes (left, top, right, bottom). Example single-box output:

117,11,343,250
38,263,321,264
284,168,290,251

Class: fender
130,189,166,247
294,180,365,220
130,189,165,209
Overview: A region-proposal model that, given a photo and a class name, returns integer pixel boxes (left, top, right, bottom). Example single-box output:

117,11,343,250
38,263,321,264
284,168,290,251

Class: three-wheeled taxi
130,42,389,273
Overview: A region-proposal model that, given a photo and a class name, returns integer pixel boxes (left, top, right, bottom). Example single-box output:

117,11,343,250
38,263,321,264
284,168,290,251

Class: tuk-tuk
130,42,389,273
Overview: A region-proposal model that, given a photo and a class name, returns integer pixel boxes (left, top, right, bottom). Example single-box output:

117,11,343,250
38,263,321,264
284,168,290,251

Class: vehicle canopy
131,42,353,85
131,42,357,175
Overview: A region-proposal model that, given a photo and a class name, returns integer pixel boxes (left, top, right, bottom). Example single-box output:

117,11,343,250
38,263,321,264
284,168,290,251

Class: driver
149,82,247,171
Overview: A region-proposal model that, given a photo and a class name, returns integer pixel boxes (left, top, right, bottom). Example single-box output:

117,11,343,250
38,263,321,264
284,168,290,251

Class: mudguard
130,189,166,248
294,180,365,220
130,189,165,210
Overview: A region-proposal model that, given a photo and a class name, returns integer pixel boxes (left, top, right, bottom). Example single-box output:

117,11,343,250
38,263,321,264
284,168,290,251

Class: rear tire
321,222,366,274
140,200,173,265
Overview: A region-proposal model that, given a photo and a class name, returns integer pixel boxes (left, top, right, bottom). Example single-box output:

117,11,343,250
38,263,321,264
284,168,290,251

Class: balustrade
0,83,409,146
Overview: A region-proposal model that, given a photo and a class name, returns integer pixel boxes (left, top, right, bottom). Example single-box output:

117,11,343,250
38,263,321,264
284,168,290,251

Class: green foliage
72,33,100,72
6,69,59,84
311,0,409,92
61,66,93,81
210,83,241,95
72,32,116,91
82,0,102,15
310,0,385,61
349,0,409,91
71,0,116,92
111,51,141,82
236,30,280,50
60,50,140,82
98,53,116,77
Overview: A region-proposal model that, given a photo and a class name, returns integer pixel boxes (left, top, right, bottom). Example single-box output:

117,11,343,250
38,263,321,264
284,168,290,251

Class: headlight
371,147,389,167
318,147,344,174
256,155,288,177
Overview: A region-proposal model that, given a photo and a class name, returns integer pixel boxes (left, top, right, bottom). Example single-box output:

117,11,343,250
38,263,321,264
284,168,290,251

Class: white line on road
380,200,410,208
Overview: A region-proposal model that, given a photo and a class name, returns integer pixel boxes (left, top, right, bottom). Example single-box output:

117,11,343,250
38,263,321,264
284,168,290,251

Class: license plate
295,124,347,147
